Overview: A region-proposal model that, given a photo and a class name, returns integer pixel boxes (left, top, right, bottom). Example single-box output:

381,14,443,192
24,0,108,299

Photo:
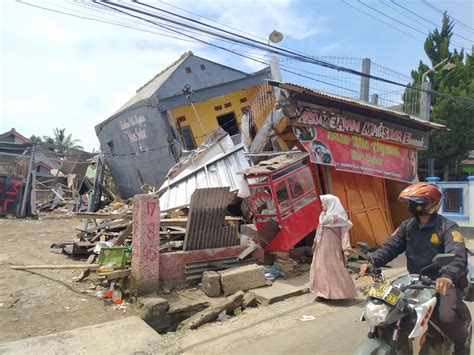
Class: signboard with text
291,106,430,150
293,126,417,183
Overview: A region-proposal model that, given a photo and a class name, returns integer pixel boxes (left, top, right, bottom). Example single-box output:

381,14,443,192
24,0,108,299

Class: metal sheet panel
159,144,250,211
183,187,239,250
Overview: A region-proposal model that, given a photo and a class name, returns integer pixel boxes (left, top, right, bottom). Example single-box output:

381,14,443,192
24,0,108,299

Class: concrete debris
201,271,221,297
218,264,266,296
179,290,245,330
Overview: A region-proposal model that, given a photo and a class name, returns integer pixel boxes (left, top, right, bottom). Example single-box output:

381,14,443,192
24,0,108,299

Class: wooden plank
73,212,132,220
98,269,131,280
11,264,99,270
113,223,133,246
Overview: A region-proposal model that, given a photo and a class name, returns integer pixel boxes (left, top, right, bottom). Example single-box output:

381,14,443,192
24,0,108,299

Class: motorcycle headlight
365,301,391,326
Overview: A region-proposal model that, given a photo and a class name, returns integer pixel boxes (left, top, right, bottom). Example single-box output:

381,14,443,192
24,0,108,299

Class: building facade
95,52,270,198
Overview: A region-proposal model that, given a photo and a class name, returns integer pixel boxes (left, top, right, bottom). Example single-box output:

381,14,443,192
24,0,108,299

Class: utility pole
419,57,455,176
182,83,206,138
359,58,371,102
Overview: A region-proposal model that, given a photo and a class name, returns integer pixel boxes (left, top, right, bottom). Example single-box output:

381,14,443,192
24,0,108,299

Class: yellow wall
169,86,257,146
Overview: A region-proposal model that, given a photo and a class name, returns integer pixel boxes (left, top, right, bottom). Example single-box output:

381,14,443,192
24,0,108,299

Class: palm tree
43,128,84,154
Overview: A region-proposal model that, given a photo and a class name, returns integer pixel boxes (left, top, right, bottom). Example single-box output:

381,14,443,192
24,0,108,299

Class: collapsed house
95,51,271,199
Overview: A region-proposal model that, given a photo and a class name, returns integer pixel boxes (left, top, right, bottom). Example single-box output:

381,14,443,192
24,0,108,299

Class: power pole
182,83,206,138
359,58,371,102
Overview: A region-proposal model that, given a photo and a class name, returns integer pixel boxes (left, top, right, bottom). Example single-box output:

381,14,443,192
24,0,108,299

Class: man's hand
359,263,370,276
435,277,453,295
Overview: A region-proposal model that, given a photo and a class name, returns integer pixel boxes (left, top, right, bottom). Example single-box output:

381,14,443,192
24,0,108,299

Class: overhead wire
420,0,474,33
391,0,474,42
341,0,425,43
357,0,470,50
16,0,474,107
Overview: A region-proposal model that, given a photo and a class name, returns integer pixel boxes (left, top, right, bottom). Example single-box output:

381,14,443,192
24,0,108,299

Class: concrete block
218,264,266,296
240,224,260,241
202,271,221,297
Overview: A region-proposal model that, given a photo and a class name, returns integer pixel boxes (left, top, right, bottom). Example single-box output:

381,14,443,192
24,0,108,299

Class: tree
43,128,84,155
404,13,474,180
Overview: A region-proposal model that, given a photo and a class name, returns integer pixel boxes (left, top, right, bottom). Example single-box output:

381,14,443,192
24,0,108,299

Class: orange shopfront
268,81,445,247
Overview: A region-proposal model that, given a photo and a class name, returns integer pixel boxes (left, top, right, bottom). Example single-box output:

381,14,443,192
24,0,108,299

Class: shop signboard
293,126,417,183
292,106,430,150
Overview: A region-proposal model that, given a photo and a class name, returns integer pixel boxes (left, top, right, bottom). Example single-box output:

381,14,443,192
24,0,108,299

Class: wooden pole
10,264,99,270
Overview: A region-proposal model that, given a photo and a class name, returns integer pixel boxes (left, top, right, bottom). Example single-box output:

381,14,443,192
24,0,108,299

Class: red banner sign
293,126,417,183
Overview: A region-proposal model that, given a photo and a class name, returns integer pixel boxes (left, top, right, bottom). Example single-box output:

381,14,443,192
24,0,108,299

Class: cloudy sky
0,0,472,151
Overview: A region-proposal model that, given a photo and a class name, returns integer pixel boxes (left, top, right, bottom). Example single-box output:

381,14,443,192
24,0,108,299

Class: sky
0,0,472,151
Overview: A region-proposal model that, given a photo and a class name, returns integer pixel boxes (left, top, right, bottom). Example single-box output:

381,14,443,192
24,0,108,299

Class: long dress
309,225,357,299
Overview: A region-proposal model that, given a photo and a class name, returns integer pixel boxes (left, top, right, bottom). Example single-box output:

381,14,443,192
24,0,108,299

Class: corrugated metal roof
183,187,239,250
268,80,446,131
158,137,251,211
239,152,308,176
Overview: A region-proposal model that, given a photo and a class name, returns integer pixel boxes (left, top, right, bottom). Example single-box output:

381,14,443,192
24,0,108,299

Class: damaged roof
239,152,308,176
268,80,446,132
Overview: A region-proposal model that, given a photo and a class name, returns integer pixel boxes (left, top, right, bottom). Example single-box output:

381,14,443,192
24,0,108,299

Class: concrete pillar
468,176,474,224
420,81,431,121
359,58,371,102
131,194,160,296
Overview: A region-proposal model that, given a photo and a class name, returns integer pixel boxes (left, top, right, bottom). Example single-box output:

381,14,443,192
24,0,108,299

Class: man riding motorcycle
359,182,471,355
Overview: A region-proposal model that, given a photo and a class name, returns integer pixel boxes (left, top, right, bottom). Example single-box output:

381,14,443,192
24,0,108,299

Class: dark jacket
370,214,468,288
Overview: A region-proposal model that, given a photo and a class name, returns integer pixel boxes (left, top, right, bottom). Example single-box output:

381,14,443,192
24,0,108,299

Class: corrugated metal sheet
183,187,239,251
268,80,446,131
159,140,251,211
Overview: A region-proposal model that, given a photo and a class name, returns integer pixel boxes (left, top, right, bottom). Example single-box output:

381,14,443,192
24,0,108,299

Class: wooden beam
11,264,99,270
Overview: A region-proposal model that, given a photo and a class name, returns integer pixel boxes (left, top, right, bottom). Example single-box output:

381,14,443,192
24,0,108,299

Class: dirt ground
0,214,136,343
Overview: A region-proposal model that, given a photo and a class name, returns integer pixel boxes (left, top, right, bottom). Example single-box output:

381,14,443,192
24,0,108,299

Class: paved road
167,244,474,355
230,299,474,355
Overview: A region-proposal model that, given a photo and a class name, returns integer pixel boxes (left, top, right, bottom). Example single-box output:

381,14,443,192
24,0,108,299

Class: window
443,188,463,213
107,140,115,155
181,126,196,150
224,102,232,108
200,64,206,70
185,67,192,73
216,111,239,136
240,97,248,103
177,116,186,123
250,186,276,216
275,180,291,212
214,105,223,111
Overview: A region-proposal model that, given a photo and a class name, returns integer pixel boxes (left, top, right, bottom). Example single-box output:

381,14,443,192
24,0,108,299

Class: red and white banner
293,126,417,183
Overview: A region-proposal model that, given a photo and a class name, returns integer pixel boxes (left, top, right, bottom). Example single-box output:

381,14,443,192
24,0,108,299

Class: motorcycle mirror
432,253,455,266
420,253,455,275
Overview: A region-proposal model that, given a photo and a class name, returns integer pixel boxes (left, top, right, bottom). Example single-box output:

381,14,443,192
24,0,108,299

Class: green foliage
405,12,474,180
41,128,84,155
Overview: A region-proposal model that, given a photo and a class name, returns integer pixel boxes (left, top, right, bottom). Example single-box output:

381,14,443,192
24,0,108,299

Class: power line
420,0,474,33
358,0,427,36
341,0,425,43
17,1,196,43
358,0,470,50
391,0,474,42
18,0,474,107
390,0,472,44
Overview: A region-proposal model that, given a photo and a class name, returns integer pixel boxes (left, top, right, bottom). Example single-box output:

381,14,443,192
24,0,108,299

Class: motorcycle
354,253,472,355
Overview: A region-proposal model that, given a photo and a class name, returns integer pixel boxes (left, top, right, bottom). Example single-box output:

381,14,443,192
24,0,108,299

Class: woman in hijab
310,194,356,301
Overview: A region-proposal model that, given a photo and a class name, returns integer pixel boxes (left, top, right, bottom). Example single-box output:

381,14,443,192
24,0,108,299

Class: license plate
367,283,401,305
